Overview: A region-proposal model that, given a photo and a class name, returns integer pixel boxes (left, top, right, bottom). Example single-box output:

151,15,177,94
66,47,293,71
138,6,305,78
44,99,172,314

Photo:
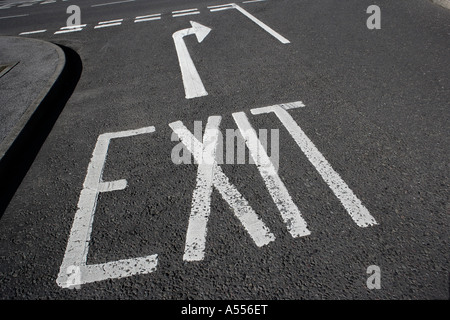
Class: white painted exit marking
173,21,211,99
209,3,290,44
232,112,311,238
251,103,378,227
56,126,158,288
169,118,275,262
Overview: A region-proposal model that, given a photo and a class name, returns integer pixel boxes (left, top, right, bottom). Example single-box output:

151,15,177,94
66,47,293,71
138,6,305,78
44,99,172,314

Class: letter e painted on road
56,126,158,288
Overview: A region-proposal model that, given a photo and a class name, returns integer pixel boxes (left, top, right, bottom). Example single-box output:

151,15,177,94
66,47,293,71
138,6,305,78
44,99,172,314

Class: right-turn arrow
172,21,212,99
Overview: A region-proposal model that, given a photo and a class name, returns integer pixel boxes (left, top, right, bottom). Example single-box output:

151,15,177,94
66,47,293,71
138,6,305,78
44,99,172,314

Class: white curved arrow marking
173,21,211,99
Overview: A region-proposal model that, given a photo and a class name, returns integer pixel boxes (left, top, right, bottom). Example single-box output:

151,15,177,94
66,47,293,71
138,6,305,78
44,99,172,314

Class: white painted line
41,0,56,4
251,103,378,228
54,24,86,34
210,3,290,44
208,4,233,12
243,0,266,3
0,14,29,20
94,22,122,28
98,18,123,24
233,4,289,44
135,13,161,19
19,29,47,35
169,118,275,262
91,0,134,7
207,3,234,9
172,21,211,99
134,17,161,22
18,3,35,7
172,8,198,14
60,24,87,30
56,126,158,288
233,111,311,238
54,28,83,34
172,11,200,18
210,7,233,12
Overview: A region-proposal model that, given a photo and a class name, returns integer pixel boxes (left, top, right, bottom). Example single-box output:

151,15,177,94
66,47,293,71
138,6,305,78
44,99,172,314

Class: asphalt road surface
0,0,449,301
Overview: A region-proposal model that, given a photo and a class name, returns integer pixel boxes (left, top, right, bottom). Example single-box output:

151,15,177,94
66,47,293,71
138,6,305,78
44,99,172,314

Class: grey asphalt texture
0,36,64,159
0,0,448,300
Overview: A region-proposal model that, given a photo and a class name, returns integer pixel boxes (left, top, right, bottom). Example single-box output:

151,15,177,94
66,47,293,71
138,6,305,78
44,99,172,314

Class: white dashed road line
134,14,161,23
95,19,123,28
17,0,271,36
0,14,29,20
98,18,123,24
172,8,200,18
19,29,47,35
243,0,266,3
91,0,135,8
54,24,86,34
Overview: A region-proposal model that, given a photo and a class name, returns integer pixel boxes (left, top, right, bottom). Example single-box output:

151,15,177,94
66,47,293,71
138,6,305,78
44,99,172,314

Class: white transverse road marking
251,102,378,227
91,0,134,7
208,3,290,44
172,8,201,18
170,117,275,262
56,126,158,288
172,21,211,99
19,29,47,35
95,19,123,28
232,112,311,237
98,19,123,24
54,24,86,34
0,14,29,20
243,0,266,3
54,25,86,34
135,13,161,23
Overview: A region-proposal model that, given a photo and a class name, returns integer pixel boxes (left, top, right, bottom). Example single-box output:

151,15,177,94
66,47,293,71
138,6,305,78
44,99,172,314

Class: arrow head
190,21,211,43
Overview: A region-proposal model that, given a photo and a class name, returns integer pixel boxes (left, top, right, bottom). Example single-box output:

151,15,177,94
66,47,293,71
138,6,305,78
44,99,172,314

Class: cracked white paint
56,126,158,289
169,117,275,262
251,102,377,227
